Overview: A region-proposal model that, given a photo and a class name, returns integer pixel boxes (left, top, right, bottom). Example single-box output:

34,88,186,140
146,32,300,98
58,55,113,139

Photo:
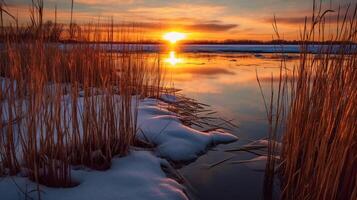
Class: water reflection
159,52,299,200
164,51,183,66
145,51,298,199
162,53,298,93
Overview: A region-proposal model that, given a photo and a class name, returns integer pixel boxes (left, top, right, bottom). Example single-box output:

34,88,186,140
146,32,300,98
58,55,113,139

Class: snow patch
137,98,238,162
0,83,238,199
160,94,178,103
0,151,188,200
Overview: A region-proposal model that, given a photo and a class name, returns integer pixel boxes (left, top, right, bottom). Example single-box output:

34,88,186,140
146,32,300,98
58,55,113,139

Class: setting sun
163,32,186,43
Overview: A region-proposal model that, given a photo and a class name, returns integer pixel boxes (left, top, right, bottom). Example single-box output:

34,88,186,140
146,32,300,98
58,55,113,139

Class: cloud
66,0,137,6
185,23,238,32
95,21,238,32
79,0,134,5
128,4,226,19
263,9,352,25
149,22,237,32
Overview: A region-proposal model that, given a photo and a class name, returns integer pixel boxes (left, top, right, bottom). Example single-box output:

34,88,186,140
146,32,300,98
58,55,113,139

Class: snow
160,94,179,103
137,97,238,162
0,89,237,200
0,92,237,163
0,151,188,200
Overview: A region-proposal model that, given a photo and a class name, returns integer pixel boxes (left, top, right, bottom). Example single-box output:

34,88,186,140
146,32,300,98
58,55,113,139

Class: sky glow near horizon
2,0,352,41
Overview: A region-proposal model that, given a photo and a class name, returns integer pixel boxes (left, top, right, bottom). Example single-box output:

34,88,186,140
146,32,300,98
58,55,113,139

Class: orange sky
2,0,352,41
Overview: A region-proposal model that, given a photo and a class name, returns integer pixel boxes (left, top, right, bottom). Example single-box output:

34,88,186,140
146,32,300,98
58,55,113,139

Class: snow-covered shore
0,95,238,200
0,151,188,200
137,97,237,162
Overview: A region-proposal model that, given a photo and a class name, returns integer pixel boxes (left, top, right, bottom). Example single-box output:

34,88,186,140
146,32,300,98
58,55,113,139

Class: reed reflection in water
159,51,299,200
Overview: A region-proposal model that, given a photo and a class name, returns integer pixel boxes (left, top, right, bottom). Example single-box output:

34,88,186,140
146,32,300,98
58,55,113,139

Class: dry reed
264,1,357,199
0,0,165,195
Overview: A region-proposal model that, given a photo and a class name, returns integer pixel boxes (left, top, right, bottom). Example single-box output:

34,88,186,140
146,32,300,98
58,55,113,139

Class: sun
163,32,186,44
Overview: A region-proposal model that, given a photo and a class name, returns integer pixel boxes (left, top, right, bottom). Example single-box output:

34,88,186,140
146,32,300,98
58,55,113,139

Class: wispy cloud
128,4,226,19
186,23,238,31
3,0,350,41
74,0,136,6
264,14,339,25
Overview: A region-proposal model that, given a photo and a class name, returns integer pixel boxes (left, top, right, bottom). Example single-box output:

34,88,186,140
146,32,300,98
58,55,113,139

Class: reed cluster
272,2,357,199
0,0,164,192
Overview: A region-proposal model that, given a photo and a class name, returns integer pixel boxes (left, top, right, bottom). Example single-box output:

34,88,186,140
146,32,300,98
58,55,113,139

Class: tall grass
0,0,165,192
266,1,357,199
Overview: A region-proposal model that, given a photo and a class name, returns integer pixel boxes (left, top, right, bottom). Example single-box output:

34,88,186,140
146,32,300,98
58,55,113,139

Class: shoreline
0,93,238,200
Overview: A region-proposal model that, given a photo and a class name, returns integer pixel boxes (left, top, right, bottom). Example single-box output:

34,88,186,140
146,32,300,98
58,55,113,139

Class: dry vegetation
262,2,357,200
0,0,165,194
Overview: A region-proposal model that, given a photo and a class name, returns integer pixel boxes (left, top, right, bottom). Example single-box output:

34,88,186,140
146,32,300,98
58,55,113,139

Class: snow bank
0,86,237,200
1,90,237,163
0,151,188,200
160,94,179,103
137,97,238,162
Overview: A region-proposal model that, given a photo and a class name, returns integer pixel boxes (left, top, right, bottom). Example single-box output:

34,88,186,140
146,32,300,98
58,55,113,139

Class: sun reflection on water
165,51,183,66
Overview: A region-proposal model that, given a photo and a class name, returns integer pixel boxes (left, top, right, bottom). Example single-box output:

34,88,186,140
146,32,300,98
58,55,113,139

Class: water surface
159,51,299,200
